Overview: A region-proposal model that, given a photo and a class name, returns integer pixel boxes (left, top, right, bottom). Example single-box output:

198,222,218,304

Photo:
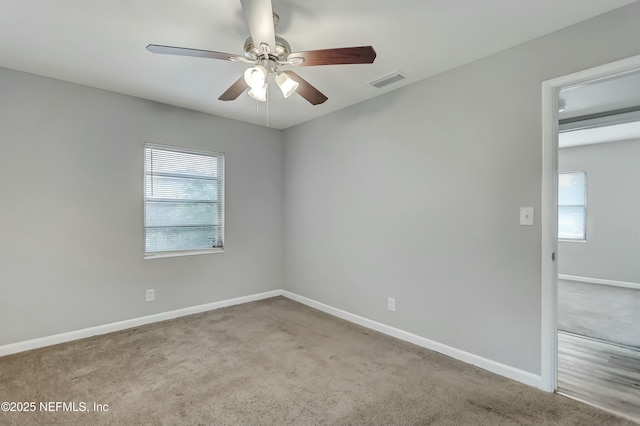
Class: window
144,143,224,258
558,172,586,241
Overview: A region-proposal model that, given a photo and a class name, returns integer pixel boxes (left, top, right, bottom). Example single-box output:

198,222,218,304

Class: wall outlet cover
387,297,396,312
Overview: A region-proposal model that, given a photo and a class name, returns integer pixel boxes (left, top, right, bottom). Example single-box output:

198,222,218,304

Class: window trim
558,170,587,243
143,142,225,259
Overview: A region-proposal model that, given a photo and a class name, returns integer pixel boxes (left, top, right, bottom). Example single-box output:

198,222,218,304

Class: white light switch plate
520,207,534,226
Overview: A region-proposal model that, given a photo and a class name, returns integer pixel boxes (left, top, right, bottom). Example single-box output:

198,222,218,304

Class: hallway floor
558,331,640,423
558,279,640,348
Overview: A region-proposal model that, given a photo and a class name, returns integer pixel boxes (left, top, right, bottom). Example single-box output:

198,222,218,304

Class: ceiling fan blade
288,46,377,67
283,71,328,105
218,76,250,101
147,44,237,61
240,0,276,54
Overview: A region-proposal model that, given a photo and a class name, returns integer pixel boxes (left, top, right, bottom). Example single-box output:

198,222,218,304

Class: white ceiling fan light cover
275,71,299,98
248,84,268,101
244,65,267,89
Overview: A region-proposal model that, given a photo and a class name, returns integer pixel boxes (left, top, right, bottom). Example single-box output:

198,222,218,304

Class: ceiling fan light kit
146,0,376,106
243,56,298,100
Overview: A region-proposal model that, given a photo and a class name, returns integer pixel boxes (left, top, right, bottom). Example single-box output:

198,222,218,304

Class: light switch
520,207,534,226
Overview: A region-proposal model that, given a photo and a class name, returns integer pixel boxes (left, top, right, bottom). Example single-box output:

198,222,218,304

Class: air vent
369,72,406,89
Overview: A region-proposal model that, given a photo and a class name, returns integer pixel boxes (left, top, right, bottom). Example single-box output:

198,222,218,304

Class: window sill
144,248,224,260
558,239,587,244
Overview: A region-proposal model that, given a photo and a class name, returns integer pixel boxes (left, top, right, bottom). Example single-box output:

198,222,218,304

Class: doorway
541,55,640,422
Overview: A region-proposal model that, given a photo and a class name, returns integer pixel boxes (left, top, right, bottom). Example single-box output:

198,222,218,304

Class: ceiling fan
146,0,376,105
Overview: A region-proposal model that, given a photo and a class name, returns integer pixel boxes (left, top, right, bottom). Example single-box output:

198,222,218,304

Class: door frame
540,53,640,392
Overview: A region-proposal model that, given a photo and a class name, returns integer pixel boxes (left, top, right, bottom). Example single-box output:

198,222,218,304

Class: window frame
558,171,587,243
143,142,225,259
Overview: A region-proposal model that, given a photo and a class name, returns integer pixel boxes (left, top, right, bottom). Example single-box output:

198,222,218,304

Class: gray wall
283,3,640,374
0,67,283,346
558,139,640,283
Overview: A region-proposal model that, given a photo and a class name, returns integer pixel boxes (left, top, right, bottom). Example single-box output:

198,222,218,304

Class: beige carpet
0,297,634,425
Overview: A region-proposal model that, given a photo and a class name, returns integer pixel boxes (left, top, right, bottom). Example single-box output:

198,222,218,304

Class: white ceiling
1,0,637,129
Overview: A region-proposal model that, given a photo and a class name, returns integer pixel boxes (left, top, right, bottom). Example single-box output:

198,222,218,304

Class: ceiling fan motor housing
244,35,291,62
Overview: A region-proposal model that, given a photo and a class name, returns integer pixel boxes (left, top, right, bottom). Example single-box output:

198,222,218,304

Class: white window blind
144,144,224,257
558,172,586,241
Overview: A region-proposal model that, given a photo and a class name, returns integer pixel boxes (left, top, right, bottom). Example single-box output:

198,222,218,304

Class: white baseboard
282,290,543,390
1,288,544,392
558,274,640,290
0,290,282,357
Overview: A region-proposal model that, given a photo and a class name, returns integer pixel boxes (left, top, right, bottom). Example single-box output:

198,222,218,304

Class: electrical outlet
146,289,155,302
387,297,396,312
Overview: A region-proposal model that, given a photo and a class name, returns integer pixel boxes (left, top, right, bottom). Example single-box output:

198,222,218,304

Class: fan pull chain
253,84,269,128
